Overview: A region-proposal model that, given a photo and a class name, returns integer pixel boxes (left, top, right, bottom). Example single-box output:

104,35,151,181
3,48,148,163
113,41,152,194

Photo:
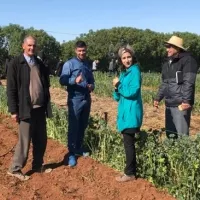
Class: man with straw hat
154,35,199,138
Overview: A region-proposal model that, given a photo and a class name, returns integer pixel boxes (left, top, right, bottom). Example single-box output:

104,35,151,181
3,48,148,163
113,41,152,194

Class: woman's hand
113,77,119,87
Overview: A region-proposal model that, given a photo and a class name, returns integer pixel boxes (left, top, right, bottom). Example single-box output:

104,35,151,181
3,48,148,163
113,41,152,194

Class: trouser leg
76,98,91,150
9,119,31,172
166,107,191,138
122,133,136,176
165,107,177,138
31,107,47,169
67,98,85,154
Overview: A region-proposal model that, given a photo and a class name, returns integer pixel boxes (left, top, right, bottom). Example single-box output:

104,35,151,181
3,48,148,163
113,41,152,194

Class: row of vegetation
1,70,200,199
1,24,200,76
0,22,200,199
50,72,200,113
1,85,200,200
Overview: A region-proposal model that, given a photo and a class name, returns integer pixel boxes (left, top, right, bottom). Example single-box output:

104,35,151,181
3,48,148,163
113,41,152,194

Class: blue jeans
67,96,91,154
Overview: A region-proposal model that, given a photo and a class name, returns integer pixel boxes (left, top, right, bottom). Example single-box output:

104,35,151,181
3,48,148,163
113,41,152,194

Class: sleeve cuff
115,81,120,88
70,77,76,85
182,100,191,104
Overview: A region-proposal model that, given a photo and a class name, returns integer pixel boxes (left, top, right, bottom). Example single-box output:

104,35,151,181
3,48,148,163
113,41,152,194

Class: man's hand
153,100,159,108
178,103,191,111
75,74,83,84
113,77,119,87
11,114,19,123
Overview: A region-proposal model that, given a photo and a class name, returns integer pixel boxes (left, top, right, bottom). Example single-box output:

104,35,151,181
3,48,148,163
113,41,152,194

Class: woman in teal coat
113,45,143,182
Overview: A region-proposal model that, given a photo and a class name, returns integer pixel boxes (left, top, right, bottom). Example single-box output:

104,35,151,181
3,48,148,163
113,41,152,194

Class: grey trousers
165,106,192,138
9,107,47,172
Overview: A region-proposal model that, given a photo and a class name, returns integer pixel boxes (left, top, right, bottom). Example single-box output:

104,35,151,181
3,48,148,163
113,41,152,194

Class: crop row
0,85,200,199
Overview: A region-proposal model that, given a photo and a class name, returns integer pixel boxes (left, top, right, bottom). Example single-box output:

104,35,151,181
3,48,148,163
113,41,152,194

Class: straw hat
165,35,187,51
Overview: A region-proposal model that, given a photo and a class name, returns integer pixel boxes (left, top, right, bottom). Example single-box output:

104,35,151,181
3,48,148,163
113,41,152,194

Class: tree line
1,24,200,77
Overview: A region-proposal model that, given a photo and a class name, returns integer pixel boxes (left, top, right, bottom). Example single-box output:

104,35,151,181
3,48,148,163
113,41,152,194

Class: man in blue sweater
60,41,95,167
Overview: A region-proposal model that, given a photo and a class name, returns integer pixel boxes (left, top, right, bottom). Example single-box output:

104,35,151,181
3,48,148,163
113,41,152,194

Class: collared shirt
60,57,95,98
23,54,35,64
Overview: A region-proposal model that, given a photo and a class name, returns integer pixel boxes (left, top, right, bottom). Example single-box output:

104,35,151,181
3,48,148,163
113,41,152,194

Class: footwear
68,155,77,167
75,150,89,157
116,174,136,182
7,170,30,181
32,166,52,173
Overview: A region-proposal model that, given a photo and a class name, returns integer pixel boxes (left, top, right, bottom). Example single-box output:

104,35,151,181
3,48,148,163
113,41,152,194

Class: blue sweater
60,57,95,98
113,64,143,132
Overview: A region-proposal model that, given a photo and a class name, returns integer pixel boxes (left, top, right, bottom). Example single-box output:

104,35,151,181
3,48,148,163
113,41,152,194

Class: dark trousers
165,106,192,138
67,96,91,154
122,133,136,176
108,70,115,76
9,107,47,172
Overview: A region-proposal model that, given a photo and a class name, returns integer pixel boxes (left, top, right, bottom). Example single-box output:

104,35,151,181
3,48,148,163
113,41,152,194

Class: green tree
2,24,25,56
0,27,9,77
61,27,200,72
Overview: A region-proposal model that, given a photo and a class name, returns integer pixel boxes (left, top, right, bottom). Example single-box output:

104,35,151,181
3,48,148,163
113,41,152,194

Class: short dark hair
75,40,87,48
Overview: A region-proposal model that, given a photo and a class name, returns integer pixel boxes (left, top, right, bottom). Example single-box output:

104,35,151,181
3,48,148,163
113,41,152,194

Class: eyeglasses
165,44,173,48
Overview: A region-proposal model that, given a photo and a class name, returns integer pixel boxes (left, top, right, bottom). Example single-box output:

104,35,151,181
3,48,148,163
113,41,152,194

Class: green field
1,72,200,199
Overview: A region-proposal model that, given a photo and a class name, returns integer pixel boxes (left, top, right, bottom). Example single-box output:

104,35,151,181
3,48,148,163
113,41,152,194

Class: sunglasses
165,44,173,48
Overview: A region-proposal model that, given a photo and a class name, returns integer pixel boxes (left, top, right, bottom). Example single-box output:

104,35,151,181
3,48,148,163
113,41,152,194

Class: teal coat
113,64,143,132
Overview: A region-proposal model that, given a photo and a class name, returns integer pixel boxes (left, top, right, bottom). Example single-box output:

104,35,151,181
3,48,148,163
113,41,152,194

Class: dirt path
0,115,176,200
50,87,200,135
1,79,199,199
2,79,199,134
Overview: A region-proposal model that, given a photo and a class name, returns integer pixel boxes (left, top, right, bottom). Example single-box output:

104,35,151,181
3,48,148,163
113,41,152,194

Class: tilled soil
0,115,176,200
2,79,199,135
50,87,200,136
1,79,199,199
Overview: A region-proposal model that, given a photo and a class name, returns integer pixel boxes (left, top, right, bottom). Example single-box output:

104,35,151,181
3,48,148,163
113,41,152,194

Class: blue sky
1,0,200,43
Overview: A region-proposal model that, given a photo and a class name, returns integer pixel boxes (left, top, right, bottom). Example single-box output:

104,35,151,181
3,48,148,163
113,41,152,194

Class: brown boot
116,174,136,182
7,170,30,181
